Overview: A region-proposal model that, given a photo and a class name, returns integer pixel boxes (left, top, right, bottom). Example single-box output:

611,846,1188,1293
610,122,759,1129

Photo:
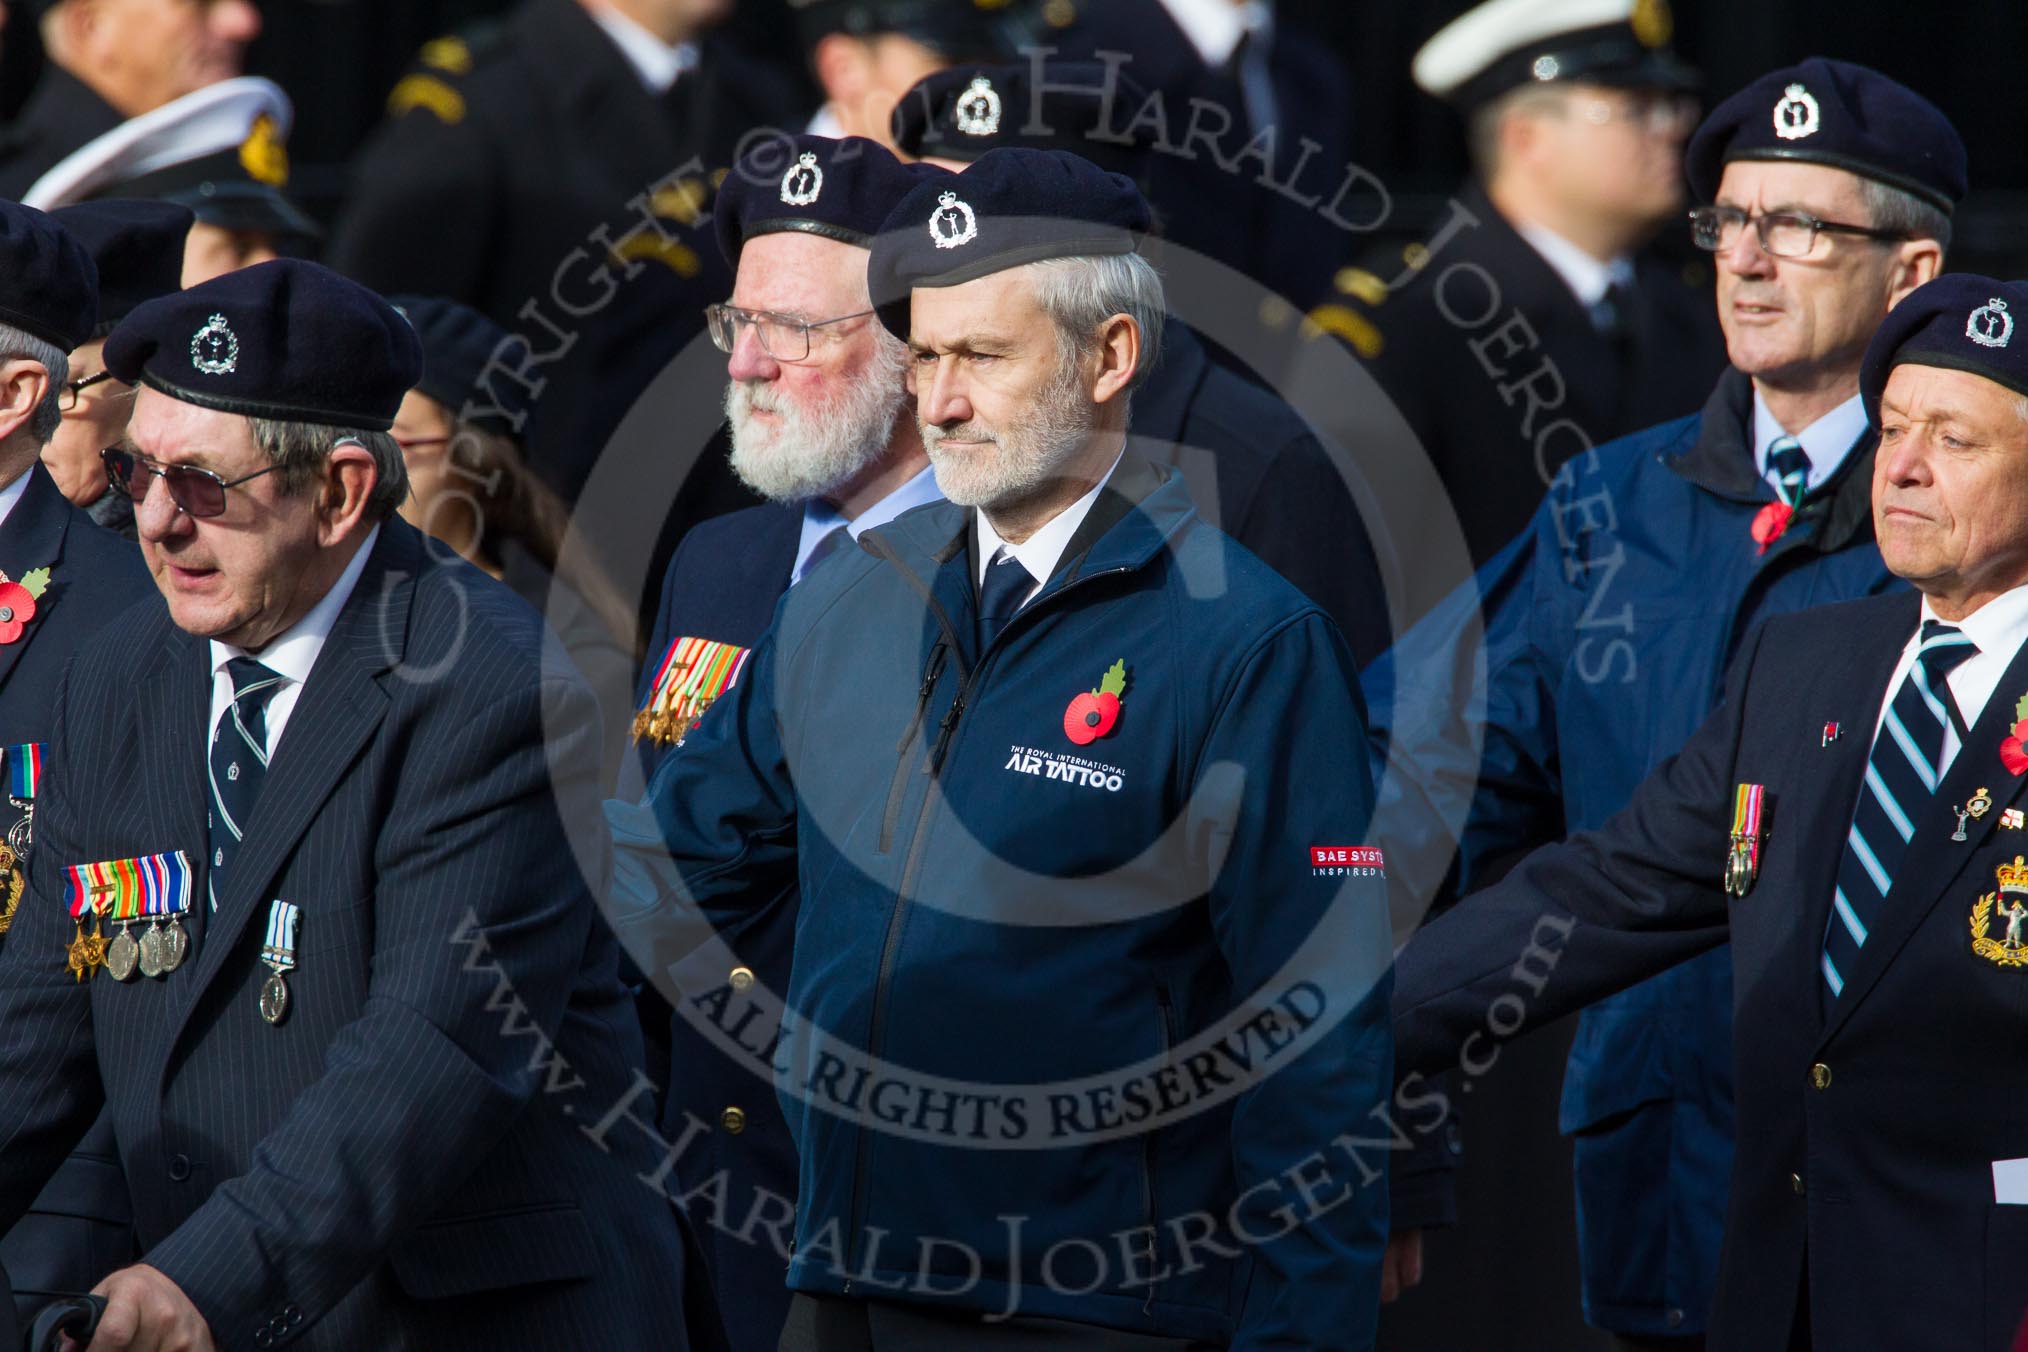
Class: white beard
726,336,909,503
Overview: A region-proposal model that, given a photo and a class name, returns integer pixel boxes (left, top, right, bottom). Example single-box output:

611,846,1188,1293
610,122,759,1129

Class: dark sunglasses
101,446,284,518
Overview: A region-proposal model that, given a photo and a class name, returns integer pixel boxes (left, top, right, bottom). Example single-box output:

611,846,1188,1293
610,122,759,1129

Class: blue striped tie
1823,621,1977,1000
208,657,283,912
1768,436,1811,507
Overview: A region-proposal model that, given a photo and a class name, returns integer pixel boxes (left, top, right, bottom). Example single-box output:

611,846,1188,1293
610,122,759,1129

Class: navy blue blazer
0,519,698,1351
0,463,150,1318
1395,591,2028,1351
629,501,800,1352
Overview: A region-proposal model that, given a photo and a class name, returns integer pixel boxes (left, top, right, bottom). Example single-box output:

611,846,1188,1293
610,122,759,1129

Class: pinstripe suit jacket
0,519,694,1351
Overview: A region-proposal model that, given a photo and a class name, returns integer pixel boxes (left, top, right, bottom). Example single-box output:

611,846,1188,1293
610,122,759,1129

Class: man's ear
0,359,52,445
1089,314,1141,408
317,440,379,547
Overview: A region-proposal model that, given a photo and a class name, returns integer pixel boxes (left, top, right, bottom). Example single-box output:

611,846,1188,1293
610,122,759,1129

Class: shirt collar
585,3,698,94
975,451,1124,589
1515,221,1631,309
1923,583,2028,663
1156,0,1270,67
209,523,380,688
792,465,944,584
1752,389,1869,494
0,466,31,535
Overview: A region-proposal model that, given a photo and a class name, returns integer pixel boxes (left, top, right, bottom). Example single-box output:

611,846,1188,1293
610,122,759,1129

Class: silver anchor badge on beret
190,313,240,376
930,191,979,250
1969,297,2015,349
955,77,1002,137
1773,83,1820,141
780,151,823,207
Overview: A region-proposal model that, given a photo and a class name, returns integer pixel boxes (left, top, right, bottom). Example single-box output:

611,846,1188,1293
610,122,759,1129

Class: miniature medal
1724,784,1768,897
259,900,300,1025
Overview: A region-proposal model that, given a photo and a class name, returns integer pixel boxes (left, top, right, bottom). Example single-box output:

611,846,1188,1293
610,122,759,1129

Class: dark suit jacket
0,519,696,1351
630,501,799,1352
327,0,800,507
1395,591,2028,1351
0,464,150,1316
0,69,122,201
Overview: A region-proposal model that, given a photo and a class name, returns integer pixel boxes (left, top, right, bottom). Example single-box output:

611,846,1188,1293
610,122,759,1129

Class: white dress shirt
974,451,1124,606
1157,0,1268,66
207,525,379,760
1873,583,2028,779
585,3,698,94
792,465,944,585
1516,221,1634,310
1752,389,1869,498
0,467,31,535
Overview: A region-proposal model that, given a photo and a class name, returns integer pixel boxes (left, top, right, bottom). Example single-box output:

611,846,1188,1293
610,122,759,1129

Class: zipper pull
927,690,966,774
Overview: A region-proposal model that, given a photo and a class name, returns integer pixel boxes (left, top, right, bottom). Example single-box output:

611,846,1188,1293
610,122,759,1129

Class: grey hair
1858,177,1952,256
249,418,408,522
1025,252,1167,399
0,321,69,447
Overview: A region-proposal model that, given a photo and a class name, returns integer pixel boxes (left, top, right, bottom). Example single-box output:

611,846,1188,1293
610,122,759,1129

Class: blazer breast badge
1970,855,2028,969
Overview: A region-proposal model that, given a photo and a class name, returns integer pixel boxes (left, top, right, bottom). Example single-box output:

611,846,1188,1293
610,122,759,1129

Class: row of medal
64,851,194,981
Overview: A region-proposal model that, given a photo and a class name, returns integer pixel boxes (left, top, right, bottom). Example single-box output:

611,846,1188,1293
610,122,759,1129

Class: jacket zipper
877,641,948,854
844,544,1134,1284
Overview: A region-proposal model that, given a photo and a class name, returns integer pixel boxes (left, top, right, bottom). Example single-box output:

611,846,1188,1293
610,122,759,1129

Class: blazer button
721,1106,747,1134
729,966,755,993
1791,1172,1805,1195
253,1331,273,1350
167,1153,191,1182
1810,1063,1832,1090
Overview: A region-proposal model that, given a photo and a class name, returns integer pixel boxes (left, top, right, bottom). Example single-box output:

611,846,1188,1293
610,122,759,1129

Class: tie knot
1768,437,1810,481
225,657,282,705
1916,621,1977,680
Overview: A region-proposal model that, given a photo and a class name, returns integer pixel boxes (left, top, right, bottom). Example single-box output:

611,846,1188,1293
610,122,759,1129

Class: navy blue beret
1687,59,1966,214
104,259,422,431
891,62,1156,182
714,133,928,268
388,294,530,438
867,147,1150,340
50,200,194,339
0,199,98,352
1861,275,2028,424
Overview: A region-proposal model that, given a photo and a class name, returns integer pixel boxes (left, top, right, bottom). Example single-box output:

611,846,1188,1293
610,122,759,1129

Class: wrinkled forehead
907,269,1048,352
730,232,874,315
127,383,256,466
1713,158,1872,219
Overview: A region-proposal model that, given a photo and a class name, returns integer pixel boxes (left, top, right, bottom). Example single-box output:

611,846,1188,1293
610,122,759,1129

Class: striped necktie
208,657,283,912
1823,621,1977,1001
1768,436,1811,507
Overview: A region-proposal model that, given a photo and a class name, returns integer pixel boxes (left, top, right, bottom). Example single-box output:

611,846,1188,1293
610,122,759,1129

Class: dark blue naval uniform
615,452,1391,1348
0,464,150,1321
1393,584,2028,1352
1368,368,1903,1336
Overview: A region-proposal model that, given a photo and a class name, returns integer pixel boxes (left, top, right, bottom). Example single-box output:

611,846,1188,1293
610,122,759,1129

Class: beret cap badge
1773,83,1820,141
1969,298,2014,350
190,314,240,376
930,191,979,250
779,151,824,207
955,77,1003,137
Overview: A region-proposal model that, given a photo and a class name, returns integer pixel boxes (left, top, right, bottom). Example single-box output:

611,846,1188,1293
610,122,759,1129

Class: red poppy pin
0,567,50,645
1064,658,1127,746
1750,502,1794,555
2001,694,2028,776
